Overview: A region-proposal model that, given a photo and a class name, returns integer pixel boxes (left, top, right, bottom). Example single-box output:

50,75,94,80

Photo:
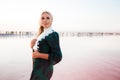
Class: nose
43,18,48,22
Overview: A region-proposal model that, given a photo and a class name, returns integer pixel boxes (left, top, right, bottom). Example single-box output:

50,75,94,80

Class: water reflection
0,34,120,80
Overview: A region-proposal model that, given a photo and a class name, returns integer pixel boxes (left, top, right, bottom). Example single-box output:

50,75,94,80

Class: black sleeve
47,32,62,65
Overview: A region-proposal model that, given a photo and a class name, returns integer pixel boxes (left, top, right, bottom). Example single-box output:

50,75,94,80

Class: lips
44,23,49,25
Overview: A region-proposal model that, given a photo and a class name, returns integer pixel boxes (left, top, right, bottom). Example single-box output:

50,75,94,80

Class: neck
44,27,51,31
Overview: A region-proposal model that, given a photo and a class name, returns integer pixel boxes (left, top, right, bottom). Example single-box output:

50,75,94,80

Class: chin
44,26,50,28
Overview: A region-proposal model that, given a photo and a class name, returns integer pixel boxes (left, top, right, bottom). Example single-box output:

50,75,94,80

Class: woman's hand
30,38,37,48
32,50,49,59
32,50,40,58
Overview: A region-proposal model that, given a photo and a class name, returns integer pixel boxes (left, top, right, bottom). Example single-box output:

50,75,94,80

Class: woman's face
41,13,53,28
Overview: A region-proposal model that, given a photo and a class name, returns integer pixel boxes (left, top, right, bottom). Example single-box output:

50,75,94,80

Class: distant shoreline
0,31,120,38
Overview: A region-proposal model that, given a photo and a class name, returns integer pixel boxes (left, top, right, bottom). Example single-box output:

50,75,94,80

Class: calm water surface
0,36,120,80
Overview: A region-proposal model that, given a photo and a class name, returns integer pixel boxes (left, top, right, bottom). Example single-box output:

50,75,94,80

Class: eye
46,17,50,19
41,17,44,20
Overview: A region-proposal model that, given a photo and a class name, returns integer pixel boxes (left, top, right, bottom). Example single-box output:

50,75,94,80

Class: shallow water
0,36,120,80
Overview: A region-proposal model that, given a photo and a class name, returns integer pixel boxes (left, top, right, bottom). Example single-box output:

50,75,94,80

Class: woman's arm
30,38,37,48
47,32,62,65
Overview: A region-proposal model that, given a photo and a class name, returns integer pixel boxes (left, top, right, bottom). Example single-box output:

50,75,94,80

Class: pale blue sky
0,0,120,32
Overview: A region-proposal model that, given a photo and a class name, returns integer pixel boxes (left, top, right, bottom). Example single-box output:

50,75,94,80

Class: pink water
0,36,120,80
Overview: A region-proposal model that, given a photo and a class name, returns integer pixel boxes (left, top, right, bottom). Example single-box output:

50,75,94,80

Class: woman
30,11,62,80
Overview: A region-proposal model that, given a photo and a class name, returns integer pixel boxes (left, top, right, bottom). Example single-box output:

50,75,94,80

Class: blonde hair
37,11,53,37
